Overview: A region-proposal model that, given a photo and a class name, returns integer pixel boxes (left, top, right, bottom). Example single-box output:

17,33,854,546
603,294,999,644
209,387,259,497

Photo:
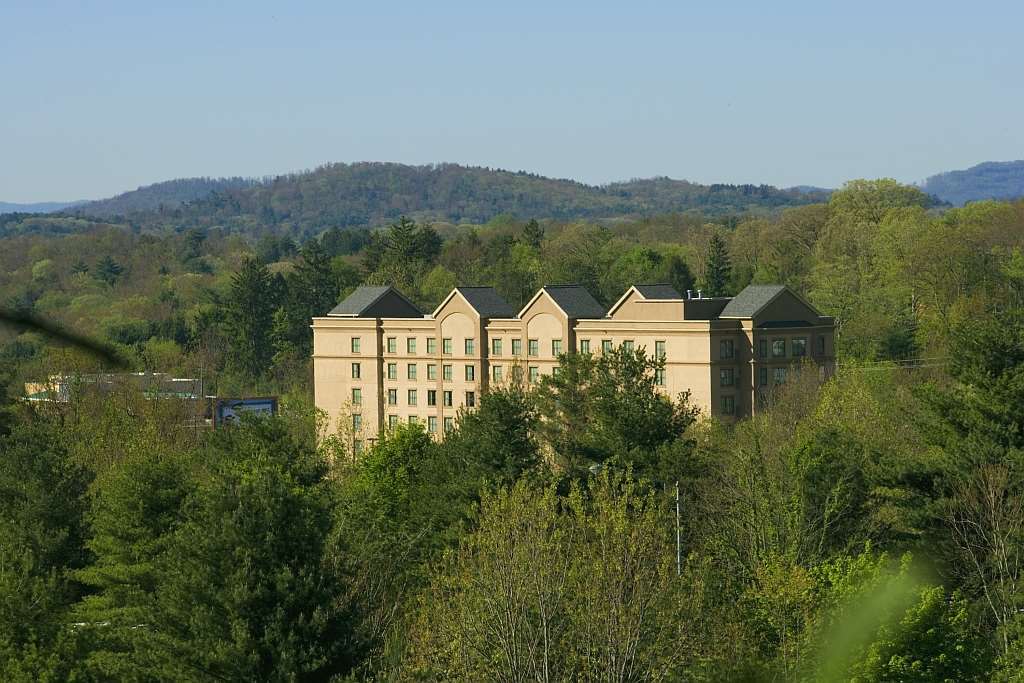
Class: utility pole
675,480,681,577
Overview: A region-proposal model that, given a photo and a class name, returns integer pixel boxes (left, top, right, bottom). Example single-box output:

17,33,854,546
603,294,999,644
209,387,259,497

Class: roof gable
454,286,516,319
328,285,424,318
719,285,822,322
634,284,682,300
520,285,605,319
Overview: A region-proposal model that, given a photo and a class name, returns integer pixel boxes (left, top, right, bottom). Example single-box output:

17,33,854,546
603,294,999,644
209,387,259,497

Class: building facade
312,283,834,450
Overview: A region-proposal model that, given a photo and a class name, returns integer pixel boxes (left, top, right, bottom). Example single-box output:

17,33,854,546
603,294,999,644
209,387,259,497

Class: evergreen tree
93,255,125,286
702,232,732,297
224,258,278,381
522,218,545,248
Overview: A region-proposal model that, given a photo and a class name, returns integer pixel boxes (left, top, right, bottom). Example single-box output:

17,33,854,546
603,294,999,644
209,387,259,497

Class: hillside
0,200,83,215
64,162,828,240
921,160,1024,206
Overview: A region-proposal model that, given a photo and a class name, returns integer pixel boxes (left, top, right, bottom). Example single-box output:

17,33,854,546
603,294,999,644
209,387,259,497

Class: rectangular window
443,417,454,434
465,364,475,381
528,339,539,357
387,389,397,405
351,337,361,353
817,336,826,356
511,365,524,382
492,365,503,381
351,362,361,379
408,415,418,425
720,368,735,387
622,340,634,352
528,366,539,383
443,390,453,407
388,415,399,429
465,391,476,407
387,362,397,380
407,337,417,354
443,364,453,381
512,339,522,356
721,396,736,416
720,339,735,359
552,366,561,377
351,388,362,405
427,337,437,354
408,389,417,406
602,339,613,353
427,364,438,380
427,416,438,434
352,414,362,431
759,339,768,359
442,338,452,355
758,367,768,386
491,338,502,355
772,339,786,358
654,368,665,386
580,339,590,353
407,363,417,380
427,390,437,406
387,337,397,353
655,340,666,359
792,337,807,357
552,339,563,356
773,367,787,385
465,338,475,355
353,439,363,455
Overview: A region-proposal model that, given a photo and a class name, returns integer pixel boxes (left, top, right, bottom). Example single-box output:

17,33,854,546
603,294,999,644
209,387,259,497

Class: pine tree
224,258,278,381
702,233,732,297
522,218,545,248
93,256,124,286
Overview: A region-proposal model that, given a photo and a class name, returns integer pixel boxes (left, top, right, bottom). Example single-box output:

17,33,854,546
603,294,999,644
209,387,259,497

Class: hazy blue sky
3,1,1022,202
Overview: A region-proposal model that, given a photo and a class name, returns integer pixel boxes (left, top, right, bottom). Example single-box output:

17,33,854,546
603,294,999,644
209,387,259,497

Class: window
388,415,399,429
353,439,363,455
772,339,786,358
492,365,503,382
721,396,736,416
512,338,522,356
427,337,437,354
528,339,539,357
465,391,476,407
351,388,362,405
655,340,666,359
443,364,453,381
387,362,397,380
759,339,768,359
602,339,613,353
580,339,590,353
773,367,787,385
407,337,417,354
442,338,452,355
511,365,524,382
387,389,397,405
352,414,362,431
528,366,539,383
720,339,735,359
351,362,361,379
465,364,475,381
443,417,454,434
427,416,438,434
623,340,635,352
758,367,768,386
407,363,417,380
351,337,361,353
465,338,475,355
552,339,563,356
408,415,418,425
387,337,397,353
792,337,807,357
720,368,735,387
427,364,438,380
408,389,417,406
552,366,561,377
443,391,453,407
654,368,665,386
427,390,437,406
817,335,826,356
491,338,503,355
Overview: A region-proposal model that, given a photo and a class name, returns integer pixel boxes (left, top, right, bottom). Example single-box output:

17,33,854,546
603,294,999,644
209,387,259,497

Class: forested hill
77,177,259,217
67,162,830,238
921,160,1024,206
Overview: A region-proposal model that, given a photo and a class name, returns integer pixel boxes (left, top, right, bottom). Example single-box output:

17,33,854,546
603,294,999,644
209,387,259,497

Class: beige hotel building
312,283,835,449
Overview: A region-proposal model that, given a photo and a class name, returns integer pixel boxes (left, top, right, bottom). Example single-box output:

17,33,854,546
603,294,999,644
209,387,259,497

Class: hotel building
312,283,834,449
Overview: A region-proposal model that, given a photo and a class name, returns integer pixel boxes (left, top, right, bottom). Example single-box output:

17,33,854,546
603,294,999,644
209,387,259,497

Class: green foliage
702,231,732,297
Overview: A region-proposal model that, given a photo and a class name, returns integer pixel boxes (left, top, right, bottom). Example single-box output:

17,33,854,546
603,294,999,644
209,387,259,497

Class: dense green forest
922,160,1024,206
3,178,1024,680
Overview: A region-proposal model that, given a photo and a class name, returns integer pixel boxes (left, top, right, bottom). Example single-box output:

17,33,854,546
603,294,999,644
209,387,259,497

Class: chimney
697,289,703,299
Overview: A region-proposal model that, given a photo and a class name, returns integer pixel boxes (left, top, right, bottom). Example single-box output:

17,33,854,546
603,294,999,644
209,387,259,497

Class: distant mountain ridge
921,160,1024,206
0,200,84,214
76,177,259,217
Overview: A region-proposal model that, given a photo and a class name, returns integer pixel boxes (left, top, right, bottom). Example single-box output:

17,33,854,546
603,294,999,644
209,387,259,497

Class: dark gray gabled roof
718,284,787,319
634,284,682,300
327,285,424,318
456,287,516,319
543,285,606,319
